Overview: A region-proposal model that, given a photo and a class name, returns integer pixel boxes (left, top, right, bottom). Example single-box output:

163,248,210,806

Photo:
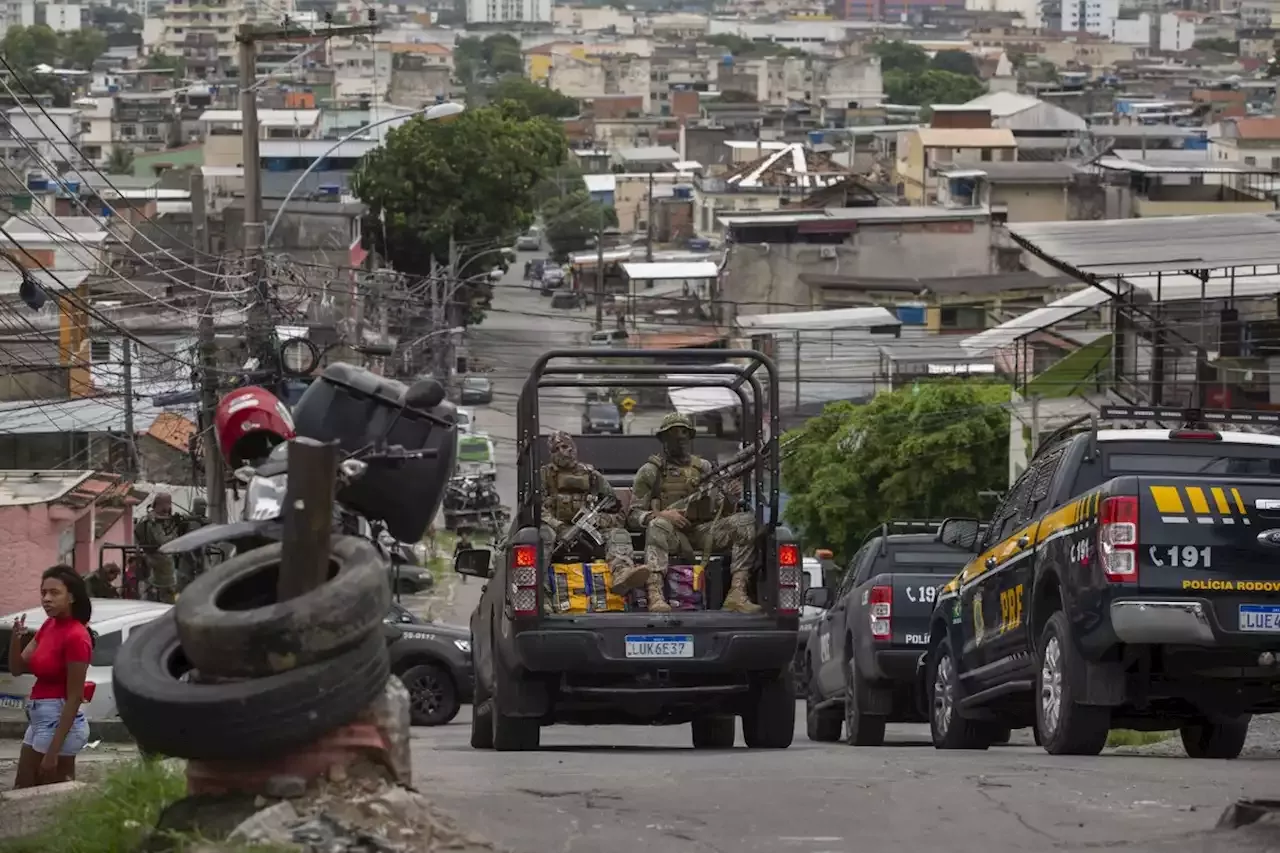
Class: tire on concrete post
1036,611,1110,757
113,613,389,761
743,670,796,749
491,667,540,752
174,536,390,679
692,716,736,749
1181,716,1250,759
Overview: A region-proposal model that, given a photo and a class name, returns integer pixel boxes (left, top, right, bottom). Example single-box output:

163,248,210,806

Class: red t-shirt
27,617,92,701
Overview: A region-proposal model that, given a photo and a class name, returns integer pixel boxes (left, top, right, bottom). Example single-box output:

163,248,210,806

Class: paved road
409,709,1280,853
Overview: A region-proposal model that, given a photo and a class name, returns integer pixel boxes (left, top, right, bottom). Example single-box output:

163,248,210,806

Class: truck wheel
844,657,886,747
928,638,990,750
470,666,493,750
743,671,795,749
491,668,540,752
400,663,460,726
805,679,842,743
691,716,736,749
1181,716,1250,759
1036,612,1109,756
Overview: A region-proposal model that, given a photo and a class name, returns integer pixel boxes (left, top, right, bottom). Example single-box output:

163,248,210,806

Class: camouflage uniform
134,512,185,603
541,431,642,605
85,566,120,599
629,413,760,614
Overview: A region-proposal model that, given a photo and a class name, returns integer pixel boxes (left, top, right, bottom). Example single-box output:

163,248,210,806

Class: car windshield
455,410,471,427
588,404,618,421
463,377,488,390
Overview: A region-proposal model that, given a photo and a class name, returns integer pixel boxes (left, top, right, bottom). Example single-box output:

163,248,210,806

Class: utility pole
122,333,137,477
645,170,655,262
594,209,605,331
238,21,379,363
192,170,227,523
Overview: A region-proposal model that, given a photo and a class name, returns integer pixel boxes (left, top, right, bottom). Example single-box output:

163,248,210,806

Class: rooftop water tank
808,130,824,145
721,54,733,67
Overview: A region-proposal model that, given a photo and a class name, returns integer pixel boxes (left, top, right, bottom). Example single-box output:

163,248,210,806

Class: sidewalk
0,740,138,792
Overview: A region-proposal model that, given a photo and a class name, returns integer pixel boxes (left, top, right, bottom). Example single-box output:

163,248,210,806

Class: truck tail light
870,585,892,641
1099,496,1138,584
778,543,800,615
510,543,539,616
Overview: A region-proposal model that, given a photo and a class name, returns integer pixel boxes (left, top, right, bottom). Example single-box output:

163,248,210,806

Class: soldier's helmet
655,412,695,437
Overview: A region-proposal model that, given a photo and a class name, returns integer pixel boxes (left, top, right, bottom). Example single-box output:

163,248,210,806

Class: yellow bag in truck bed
549,561,627,613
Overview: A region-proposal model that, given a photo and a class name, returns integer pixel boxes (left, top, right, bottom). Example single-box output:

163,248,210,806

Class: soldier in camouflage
134,492,186,603
540,431,644,597
629,413,760,614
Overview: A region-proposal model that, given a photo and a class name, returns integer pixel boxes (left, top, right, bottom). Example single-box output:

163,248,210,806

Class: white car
455,407,474,433
0,599,171,723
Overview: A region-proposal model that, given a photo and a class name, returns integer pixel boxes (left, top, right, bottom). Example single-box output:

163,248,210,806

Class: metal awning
1008,215,1280,277
736,306,902,332
622,262,719,281
961,287,1113,355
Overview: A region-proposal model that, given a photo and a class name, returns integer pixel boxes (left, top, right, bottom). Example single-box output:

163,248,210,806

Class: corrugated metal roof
584,174,616,194
0,471,93,507
616,146,680,163
0,396,184,435
198,109,321,127
960,287,1112,355
622,262,718,280
737,306,902,332
916,128,1017,148
1009,214,1280,276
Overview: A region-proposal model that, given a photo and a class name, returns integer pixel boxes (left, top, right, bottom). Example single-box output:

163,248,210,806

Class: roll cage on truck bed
454,348,804,752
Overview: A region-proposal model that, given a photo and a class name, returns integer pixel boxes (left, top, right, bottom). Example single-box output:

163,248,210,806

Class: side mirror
803,587,832,609
938,517,983,552
454,547,493,579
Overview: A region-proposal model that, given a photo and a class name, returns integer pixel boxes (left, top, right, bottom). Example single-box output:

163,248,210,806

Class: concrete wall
990,183,1071,222
0,502,133,615
722,221,997,316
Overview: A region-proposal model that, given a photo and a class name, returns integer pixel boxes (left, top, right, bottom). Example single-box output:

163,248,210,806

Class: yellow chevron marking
1150,486,1186,515
1185,487,1211,515
1211,487,1231,515
1231,487,1248,516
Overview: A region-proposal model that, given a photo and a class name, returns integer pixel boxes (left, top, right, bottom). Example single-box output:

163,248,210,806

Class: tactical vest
647,454,714,523
543,464,594,523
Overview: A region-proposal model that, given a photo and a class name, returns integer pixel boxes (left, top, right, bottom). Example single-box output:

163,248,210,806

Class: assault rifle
662,434,799,514
549,496,620,558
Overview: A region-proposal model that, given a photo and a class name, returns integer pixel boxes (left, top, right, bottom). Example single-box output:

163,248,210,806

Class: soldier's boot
721,569,762,614
609,561,650,594
646,572,672,613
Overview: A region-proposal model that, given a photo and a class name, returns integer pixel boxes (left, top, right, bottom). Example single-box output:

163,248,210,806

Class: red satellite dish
214,386,296,469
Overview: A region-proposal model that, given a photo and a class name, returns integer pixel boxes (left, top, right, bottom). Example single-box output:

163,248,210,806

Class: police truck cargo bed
921,406,1280,759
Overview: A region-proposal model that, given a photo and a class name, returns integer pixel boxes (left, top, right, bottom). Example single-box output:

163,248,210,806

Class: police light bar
1099,405,1280,427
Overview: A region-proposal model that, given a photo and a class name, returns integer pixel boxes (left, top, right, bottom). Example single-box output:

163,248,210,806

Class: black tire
174,537,389,679
470,662,494,750
928,638,990,750
114,612,389,761
691,716,736,749
399,663,460,727
491,667,540,752
1180,716,1250,759
844,655,886,747
1036,611,1110,756
743,671,795,749
805,677,842,743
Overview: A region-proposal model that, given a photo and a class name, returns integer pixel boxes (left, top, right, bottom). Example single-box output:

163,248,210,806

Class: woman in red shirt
6,565,94,788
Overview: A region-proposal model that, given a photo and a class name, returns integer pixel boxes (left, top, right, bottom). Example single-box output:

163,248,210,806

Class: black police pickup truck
384,602,473,726
802,523,975,745
455,349,801,752
922,406,1280,758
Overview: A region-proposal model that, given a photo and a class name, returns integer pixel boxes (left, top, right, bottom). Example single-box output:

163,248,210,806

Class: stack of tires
114,537,392,760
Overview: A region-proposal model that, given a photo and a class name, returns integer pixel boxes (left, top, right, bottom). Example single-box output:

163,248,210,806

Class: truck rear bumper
1111,599,1216,645
872,649,924,682
514,629,795,673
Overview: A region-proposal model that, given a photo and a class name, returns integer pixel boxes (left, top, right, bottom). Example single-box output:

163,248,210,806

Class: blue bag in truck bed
548,562,626,614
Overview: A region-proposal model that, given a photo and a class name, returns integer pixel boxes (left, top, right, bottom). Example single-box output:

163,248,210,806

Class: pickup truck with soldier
920,406,1280,758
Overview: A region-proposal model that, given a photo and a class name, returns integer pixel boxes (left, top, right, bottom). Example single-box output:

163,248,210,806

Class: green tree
487,75,579,117
1192,37,1238,54
781,382,1010,560
144,51,186,75
868,40,929,74
59,29,108,70
1,25,60,69
541,189,617,260
106,146,135,175
883,68,986,106
352,103,566,324
931,49,979,77
482,33,523,75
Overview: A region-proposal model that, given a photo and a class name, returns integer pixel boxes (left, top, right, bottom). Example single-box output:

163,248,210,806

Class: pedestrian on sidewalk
7,565,94,788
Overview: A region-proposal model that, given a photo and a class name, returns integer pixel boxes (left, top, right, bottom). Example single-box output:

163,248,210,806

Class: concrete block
0,781,89,840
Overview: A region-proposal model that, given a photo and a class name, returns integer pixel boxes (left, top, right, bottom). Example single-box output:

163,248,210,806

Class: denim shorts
22,699,89,757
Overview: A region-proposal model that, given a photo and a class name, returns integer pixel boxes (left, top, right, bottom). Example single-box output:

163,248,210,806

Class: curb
0,781,89,840
0,718,135,744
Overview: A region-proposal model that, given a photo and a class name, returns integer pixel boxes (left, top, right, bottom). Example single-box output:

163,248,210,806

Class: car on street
460,375,493,405
454,407,474,433
0,600,171,724
802,523,976,746
517,229,541,251
388,560,435,596
921,404,1280,758
540,266,565,295
581,401,622,434
384,606,474,726
590,329,630,348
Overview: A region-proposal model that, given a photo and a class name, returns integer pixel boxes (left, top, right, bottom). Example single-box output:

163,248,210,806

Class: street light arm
263,101,464,247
